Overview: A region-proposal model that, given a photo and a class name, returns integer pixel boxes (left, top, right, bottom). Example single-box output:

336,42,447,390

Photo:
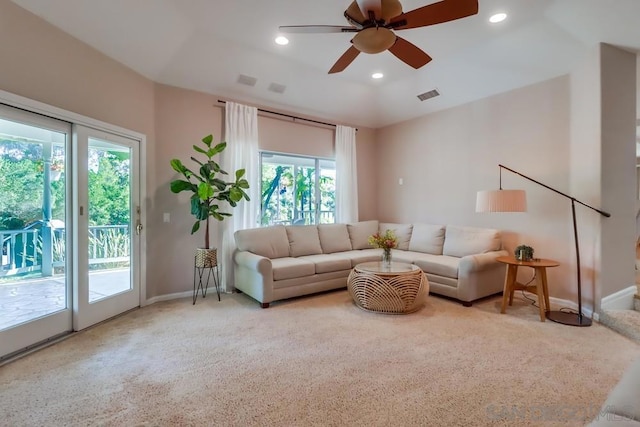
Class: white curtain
335,125,359,223
221,102,259,292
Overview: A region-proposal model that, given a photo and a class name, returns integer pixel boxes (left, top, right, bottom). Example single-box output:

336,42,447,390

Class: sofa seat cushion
298,254,352,274
272,270,348,290
234,225,290,259
318,224,352,254
345,249,382,267
443,225,501,258
285,225,322,257
271,257,315,281
412,253,460,279
389,249,417,264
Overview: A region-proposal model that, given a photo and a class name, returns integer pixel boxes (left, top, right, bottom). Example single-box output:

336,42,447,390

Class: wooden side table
496,256,560,322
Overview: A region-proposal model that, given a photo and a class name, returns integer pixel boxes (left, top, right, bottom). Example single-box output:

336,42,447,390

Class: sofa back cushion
318,224,352,254
234,225,290,259
347,220,379,250
285,225,323,257
379,223,413,250
442,225,501,258
409,223,446,255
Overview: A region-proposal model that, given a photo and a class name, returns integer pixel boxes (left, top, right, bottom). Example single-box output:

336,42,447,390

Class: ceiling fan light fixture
352,27,396,54
381,0,403,21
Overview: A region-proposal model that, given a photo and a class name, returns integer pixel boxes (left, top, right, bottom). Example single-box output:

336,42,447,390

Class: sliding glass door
0,105,72,359
0,109,142,360
73,125,140,331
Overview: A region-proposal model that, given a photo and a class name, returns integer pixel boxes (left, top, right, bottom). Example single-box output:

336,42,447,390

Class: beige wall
569,45,603,310
151,85,222,297
0,2,155,139
376,76,582,303
569,44,637,310
377,62,637,310
598,44,637,302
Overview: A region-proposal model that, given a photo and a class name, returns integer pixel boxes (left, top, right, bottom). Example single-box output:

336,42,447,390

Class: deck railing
0,225,129,277
267,210,335,226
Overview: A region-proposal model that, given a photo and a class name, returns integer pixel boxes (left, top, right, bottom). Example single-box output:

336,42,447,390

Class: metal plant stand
193,256,221,304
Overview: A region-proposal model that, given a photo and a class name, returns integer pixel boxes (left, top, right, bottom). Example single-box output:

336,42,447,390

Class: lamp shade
476,189,527,213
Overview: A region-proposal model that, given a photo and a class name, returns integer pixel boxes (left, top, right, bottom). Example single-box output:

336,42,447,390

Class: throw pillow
347,220,379,250
285,225,323,257
379,223,413,250
409,223,446,255
442,225,501,258
318,224,352,254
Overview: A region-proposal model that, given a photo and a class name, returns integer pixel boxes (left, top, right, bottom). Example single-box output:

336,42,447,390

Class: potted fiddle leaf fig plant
170,134,250,267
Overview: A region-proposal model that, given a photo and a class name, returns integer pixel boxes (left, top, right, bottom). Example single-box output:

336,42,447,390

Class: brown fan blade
388,36,432,69
328,46,361,74
390,0,478,30
345,1,367,26
356,0,382,20
279,25,358,34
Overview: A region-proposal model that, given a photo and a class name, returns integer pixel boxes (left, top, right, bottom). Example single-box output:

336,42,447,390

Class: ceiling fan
279,0,479,74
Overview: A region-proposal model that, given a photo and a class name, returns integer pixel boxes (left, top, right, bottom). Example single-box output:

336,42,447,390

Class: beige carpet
1,290,639,426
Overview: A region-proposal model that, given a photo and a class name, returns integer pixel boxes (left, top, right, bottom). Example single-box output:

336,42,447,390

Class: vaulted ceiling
11,0,640,129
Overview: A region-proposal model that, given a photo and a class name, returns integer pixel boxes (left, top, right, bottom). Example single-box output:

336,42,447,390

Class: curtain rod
216,100,357,131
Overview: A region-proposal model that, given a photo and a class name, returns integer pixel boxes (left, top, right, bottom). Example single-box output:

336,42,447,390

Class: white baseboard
548,296,598,321
144,291,192,306
521,293,598,321
600,285,638,311
143,289,232,306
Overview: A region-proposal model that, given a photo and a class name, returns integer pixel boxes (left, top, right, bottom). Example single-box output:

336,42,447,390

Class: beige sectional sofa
233,220,508,308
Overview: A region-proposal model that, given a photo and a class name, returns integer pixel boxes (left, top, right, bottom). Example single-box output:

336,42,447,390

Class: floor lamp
476,164,611,327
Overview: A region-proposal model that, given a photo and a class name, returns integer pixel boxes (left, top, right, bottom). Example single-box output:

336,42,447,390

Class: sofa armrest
459,250,508,275
234,250,272,274
233,250,274,304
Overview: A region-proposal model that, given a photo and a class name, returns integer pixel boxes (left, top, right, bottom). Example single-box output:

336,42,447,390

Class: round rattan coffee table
347,261,428,314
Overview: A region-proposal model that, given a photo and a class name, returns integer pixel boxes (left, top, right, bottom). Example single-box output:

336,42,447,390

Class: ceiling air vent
237,74,257,87
417,89,440,102
268,83,286,94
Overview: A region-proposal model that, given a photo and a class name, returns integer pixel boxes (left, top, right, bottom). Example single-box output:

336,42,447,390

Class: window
260,152,335,226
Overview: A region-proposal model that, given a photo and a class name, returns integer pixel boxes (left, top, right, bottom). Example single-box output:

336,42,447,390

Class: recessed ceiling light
489,13,507,23
275,36,289,46
372,72,384,79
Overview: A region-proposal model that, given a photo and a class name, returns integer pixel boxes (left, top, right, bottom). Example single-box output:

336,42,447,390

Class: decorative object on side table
514,244,534,262
169,134,251,304
368,229,398,268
